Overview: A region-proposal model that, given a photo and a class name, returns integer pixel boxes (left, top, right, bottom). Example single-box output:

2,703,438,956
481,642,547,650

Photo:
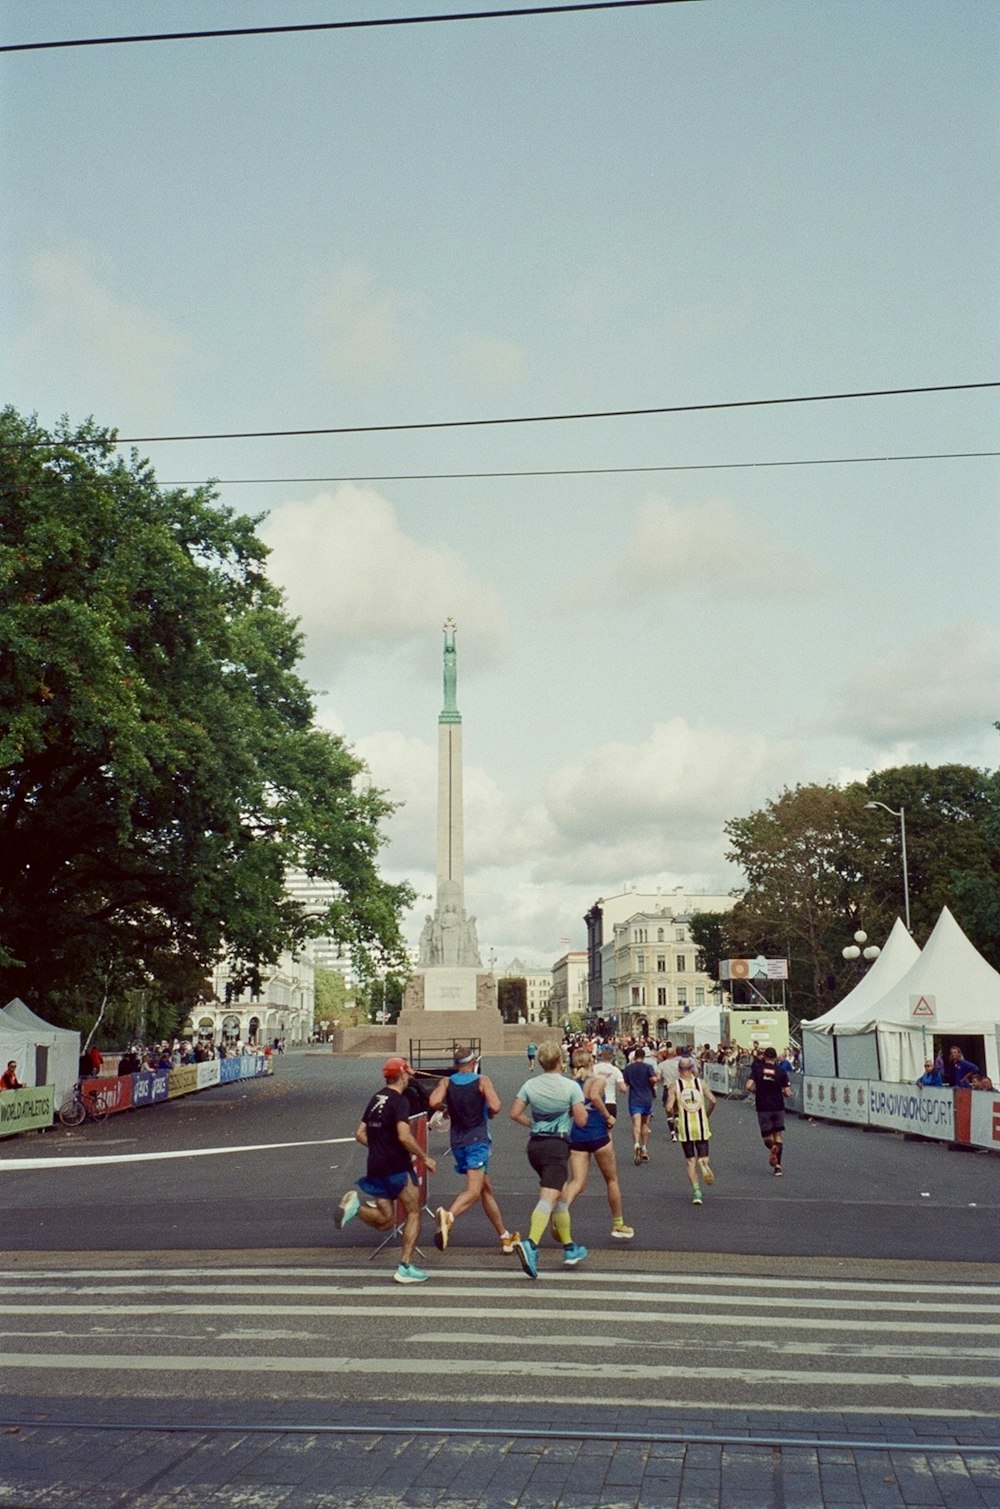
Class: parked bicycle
58,1081,110,1127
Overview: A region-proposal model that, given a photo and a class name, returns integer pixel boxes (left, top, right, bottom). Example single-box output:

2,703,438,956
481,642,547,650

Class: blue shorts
628,1099,653,1118
452,1141,491,1174
358,1170,417,1201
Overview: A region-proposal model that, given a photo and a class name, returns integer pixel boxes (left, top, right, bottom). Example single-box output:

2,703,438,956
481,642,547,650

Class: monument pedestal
397,970,505,1055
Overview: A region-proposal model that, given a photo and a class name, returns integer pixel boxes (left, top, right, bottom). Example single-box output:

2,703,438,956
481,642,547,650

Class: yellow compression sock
528,1200,553,1245
551,1202,572,1244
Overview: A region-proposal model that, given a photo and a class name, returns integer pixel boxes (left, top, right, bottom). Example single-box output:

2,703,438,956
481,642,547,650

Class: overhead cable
159,451,1000,487
1,1,701,54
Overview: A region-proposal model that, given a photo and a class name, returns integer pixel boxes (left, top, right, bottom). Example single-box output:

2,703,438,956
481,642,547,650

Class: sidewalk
2,1401,998,1508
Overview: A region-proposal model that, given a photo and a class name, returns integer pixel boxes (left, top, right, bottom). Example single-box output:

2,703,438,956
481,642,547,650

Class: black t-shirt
363,1087,412,1178
748,1060,789,1113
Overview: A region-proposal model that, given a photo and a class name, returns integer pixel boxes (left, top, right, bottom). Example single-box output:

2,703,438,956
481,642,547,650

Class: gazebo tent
802,919,920,1077
666,1003,722,1048
0,998,80,1101
831,907,1000,1084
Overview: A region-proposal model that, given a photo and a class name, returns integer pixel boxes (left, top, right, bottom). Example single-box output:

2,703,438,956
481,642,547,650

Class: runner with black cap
335,1055,437,1284
427,1046,519,1255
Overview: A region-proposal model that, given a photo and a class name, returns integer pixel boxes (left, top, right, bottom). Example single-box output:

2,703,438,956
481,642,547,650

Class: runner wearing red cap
335,1057,437,1284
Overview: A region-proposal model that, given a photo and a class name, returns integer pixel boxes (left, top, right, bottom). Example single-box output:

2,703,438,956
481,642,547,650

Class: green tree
688,910,731,983
497,977,526,1024
313,967,351,1033
0,408,413,1034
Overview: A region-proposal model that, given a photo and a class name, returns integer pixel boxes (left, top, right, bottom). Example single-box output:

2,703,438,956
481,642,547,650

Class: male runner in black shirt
745,1046,792,1176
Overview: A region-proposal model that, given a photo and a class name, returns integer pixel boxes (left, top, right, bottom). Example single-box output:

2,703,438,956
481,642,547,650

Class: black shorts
527,1133,570,1190
680,1139,709,1159
570,1134,611,1154
757,1109,785,1136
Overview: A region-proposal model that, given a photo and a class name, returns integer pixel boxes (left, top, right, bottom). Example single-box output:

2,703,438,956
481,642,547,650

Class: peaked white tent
0,998,80,1101
802,919,920,1077
831,907,1000,1084
666,1003,722,1047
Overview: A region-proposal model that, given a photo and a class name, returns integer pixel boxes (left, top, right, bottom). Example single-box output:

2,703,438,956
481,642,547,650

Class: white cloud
452,333,526,392
826,623,1000,744
563,494,826,609
262,484,509,657
16,249,191,424
312,264,421,384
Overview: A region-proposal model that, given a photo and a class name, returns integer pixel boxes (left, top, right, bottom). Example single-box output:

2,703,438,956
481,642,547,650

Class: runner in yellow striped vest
665,1057,717,1205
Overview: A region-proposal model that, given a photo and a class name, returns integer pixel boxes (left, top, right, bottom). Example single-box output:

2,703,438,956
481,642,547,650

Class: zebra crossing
2,1264,998,1417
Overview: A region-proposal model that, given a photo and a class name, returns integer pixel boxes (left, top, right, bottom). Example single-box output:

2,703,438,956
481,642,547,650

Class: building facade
196,949,315,1047
550,950,588,1028
500,959,553,1025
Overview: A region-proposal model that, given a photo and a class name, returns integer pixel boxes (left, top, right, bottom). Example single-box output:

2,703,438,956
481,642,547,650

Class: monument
397,620,503,1051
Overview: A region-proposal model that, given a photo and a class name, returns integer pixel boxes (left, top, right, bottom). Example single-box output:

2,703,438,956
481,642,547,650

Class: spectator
968,1074,995,1091
916,1060,943,1087
944,1046,980,1088
1,1060,24,1091
118,1047,141,1076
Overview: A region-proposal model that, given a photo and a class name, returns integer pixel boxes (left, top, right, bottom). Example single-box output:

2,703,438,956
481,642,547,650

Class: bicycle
58,1081,110,1127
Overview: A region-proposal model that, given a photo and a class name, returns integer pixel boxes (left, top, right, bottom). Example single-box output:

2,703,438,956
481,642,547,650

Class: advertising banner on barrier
168,1065,199,1099
220,1057,243,1083
702,1063,728,1095
867,1083,954,1139
0,1085,54,1137
89,1076,133,1116
968,1090,1000,1152
802,1076,869,1125
197,1060,221,1090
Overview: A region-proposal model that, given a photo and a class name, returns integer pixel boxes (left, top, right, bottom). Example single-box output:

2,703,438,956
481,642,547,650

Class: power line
159,451,1000,487
101,381,1000,446
1,1,701,54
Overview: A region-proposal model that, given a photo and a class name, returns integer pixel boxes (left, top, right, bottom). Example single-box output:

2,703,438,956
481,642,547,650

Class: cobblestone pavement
2,1403,999,1508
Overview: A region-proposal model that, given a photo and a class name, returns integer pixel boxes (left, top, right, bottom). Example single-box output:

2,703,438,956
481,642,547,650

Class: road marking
0,1137,356,1170
0,1352,990,1390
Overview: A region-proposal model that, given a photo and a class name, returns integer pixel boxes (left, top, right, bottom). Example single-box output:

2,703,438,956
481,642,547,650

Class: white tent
802,919,920,1077
0,998,80,1101
666,1003,722,1047
831,907,1000,1084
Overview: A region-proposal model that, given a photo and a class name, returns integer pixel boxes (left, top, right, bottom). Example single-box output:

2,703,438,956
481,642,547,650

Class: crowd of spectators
916,1046,994,1091
78,1036,275,1079
560,1032,802,1078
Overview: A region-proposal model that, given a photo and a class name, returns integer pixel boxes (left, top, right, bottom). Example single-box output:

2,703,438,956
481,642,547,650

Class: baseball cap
382,1056,414,1080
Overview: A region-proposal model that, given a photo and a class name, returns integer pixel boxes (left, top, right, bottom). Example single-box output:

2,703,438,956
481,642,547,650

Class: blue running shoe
335,1190,360,1229
562,1242,588,1267
515,1237,538,1279
393,1263,428,1284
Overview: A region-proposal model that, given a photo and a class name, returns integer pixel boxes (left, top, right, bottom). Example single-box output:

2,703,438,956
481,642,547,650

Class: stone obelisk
397,620,502,1052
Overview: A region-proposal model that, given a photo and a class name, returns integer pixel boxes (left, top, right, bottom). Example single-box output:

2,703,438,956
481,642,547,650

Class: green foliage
313,967,351,1025
497,977,526,1024
357,972,405,1025
724,761,1000,1020
0,407,413,1029
688,911,730,982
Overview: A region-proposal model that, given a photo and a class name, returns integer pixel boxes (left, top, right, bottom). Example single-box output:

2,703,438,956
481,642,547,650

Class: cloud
562,494,826,609
16,249,191,423
826,623,1000,744
312,264,421,384
452,334,526,392
262,484,509,656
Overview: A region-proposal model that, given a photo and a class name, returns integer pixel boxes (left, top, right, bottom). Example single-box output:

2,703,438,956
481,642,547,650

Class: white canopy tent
666,1003,722,1047
831,907,1000,1084
802,919,920,1077
0,998,80,1101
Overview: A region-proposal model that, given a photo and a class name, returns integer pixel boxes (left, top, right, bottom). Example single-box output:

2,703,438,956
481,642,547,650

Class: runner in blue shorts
426,1047,518,1255
335,1056,437,1284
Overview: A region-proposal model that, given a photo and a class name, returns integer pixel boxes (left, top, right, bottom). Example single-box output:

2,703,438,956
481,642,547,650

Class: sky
2,0,998,968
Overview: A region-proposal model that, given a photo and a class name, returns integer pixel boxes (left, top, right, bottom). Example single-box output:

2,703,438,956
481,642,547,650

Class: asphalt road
0,1049,997,1263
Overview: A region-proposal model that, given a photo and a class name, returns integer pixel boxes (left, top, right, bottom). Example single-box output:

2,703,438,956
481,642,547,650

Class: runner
745,1045,792,1175
526,1042,538,1073
592,1042,626,1125
427,1047,519,1256
665,1056,716,1204
508,1039,589,1278
335,1056,438,1284
656,1045,681,1141
622,1046,659,1164
565,1050,634,1240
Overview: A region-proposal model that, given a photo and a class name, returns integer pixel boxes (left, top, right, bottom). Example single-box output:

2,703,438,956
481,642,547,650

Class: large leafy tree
722,760,999,1022
0,408,412,1036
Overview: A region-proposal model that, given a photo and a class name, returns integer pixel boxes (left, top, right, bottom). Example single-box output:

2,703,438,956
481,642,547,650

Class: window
677,987,688,1007
631,986,640,1005
657,987,667,1006
675,928,685,942
657,928,664,942
695,987,705,1007
636,954,645,973
656,954,666,972
676,954,687,973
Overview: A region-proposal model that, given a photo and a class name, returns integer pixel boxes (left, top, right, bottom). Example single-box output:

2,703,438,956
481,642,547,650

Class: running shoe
434,1206,454,1251
335,1190,360,1229
700,1163,715,1186
768,1144,780,1168
692,1184,703,1205
393,1263,429,1284
773,1165,784,1177
500,1230,521,1254
611,1222,635,1240
640,1148,650,1162
562,1242,588,1267
515,1237,538,1279
634,1144,643,1165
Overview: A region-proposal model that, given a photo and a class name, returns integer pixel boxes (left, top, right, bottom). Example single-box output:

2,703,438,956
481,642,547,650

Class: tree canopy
720,760,1000,1021
0,408,412,1037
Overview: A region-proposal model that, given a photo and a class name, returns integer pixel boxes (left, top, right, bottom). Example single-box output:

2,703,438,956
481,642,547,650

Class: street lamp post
865,801,911,933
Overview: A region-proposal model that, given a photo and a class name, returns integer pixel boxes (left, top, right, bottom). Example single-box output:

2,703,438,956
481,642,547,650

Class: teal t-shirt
517,1071,584,1136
